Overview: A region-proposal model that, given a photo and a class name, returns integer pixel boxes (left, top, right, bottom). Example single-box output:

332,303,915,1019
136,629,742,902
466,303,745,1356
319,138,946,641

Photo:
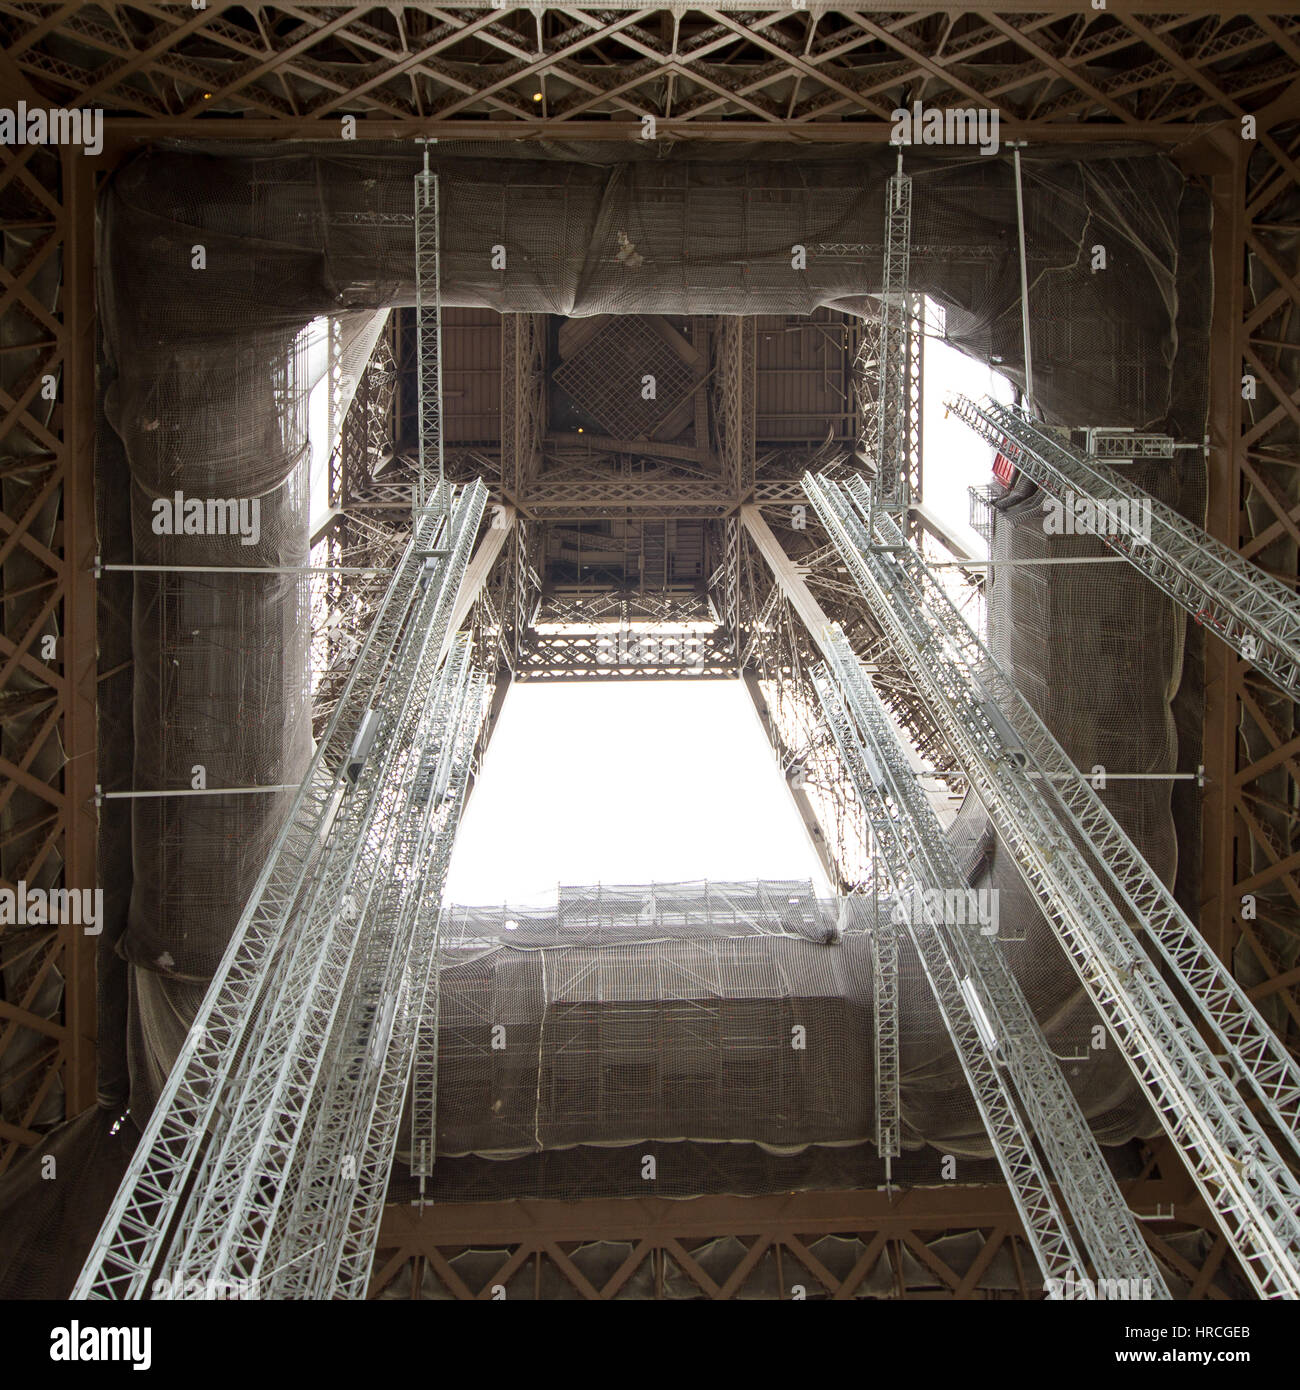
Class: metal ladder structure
805,469,1300,1299
857,150,914,519
868,880,902,1168
261,636,485,1299
813,625,1169,1297
851,147,916,1172
414,149,444,513
74,160,489,1302
949,393,1300,702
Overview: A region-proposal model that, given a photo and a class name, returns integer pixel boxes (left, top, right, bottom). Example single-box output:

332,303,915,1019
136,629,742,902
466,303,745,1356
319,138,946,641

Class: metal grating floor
553,317,697,439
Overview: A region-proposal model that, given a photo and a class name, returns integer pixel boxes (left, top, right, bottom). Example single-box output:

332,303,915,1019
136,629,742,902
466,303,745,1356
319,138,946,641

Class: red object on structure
992,449,1016,487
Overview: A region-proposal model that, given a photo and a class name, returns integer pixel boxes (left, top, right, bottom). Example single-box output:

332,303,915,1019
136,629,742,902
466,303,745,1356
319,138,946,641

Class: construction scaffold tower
74,170,491,1301
803,471,1300,1300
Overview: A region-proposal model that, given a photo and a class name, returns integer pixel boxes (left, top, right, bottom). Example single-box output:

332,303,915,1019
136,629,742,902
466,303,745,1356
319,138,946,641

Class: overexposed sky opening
920,300,1017,555
445,681,833,905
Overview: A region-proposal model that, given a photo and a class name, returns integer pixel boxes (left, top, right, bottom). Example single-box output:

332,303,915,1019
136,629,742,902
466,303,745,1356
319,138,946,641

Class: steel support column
0,135,99,1175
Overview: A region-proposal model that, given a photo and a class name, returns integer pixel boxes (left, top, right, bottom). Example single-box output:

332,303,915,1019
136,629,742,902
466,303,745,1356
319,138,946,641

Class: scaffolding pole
856,151,913,519
815,626,1169,1296
805,469,1300,1300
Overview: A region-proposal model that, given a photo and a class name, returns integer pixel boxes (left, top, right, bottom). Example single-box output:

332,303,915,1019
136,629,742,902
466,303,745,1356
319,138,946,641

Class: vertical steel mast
414,146,444,513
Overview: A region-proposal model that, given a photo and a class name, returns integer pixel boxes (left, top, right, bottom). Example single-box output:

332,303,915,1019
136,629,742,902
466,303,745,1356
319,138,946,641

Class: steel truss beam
829,470,1300,1161
371,1175,1230,1300
864,159,913,514
156,508,485,1298
814,627,1169,1296
806,471,1300,1299
717,317,755,499
73,480,488,1300
516,628,735,681
950,394,1300,704
811,643,1094,1294
5,8,1297,147
501,314,545,504
265,636,487,1299
414,162,445,509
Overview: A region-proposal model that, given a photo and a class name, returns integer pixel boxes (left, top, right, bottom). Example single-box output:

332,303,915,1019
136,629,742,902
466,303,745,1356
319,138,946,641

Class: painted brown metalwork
1189,109,1300,1068
0,129,98,1176
2,6,1297,143
369,1152,1241,1299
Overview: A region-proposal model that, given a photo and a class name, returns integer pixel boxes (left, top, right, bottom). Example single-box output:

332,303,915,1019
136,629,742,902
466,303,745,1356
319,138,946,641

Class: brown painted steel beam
371,1168,1230,1298
0,141,98,1175
1197,139,1248,968
89,116,1221,157
60,149,98,1117
377,1173,1199,1249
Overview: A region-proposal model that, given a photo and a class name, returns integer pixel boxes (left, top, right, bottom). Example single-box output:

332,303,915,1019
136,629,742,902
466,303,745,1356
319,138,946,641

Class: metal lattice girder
805,471,1300,1299
517,627,735,681
262,652,473,1296
501,314,544,499
869,908,902,1161
9,7,1298,141
1087,430,1176,461
868,163,914,513
72,479,488,1301
717,317,756,497
522,477,741,516
815,671,1088,1295
372,1168,1235,1299
264,636,487,1299
816,628,1170,1297
338,685,484,1299
906,409,1300,1152
156,492,485,1296
414,163,442,511
949,394,1300,702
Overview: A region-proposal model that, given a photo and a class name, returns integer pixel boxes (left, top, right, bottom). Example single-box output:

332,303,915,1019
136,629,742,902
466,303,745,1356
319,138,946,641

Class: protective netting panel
394,880,1061,1172
0,1108,136,1300
102,139,1195,399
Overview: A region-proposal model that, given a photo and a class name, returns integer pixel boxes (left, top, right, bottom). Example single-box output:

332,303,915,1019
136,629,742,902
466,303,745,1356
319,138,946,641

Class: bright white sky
919,304,1017,556
444,681,833,904
305,307,1013,908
